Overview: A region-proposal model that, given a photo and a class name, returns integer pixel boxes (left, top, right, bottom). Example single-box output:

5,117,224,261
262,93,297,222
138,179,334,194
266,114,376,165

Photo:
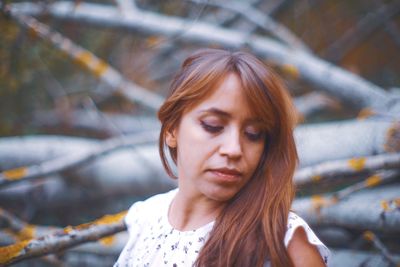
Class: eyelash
200,121,223,133
200,121,264,142
246,131,263,142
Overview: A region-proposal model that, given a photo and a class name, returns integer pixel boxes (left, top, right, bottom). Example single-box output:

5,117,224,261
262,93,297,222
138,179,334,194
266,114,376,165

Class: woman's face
167,73,265,203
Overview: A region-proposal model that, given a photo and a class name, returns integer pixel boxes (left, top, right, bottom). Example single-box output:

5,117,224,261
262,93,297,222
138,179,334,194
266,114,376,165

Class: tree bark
0,211,127,266
292,184,400,233
8,1,397,111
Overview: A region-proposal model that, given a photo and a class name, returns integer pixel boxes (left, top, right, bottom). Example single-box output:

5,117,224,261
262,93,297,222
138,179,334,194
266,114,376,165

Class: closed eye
245,131,264,142
200,121,223,133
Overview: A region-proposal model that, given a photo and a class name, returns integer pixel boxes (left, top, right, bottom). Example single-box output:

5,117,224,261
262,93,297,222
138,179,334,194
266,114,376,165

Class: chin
204,185,241,202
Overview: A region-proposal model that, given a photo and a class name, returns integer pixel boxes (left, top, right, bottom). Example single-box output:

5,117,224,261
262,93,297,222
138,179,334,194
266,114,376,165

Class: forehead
188,73,258,120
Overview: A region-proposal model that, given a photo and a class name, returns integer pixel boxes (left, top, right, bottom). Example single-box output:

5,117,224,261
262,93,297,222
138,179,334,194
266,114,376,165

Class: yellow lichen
311,195,337,210
311,175,322,182
363,231,374,241
75,51,92,68
365,174,381,187
92,60,108,77
0,240,30,264
381,200,390,211
74,51,108,77
99,235,115,246
281,64,300,79
16,225,36,241
3,167,28,181
63,225,74,234
146,36,163,47
311,195,326,209
348,158,366,171
357,108,375,120
63,211,127,232
94,211,127,226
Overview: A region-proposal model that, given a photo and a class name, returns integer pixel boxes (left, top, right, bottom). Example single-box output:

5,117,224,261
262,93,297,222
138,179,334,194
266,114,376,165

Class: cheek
176,125,213,170
247,145,264,170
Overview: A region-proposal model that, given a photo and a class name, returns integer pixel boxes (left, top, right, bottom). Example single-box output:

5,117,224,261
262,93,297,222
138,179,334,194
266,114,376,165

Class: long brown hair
157,49,298,267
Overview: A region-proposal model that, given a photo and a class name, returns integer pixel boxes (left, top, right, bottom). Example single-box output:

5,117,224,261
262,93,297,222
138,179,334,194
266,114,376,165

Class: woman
114,49,330,267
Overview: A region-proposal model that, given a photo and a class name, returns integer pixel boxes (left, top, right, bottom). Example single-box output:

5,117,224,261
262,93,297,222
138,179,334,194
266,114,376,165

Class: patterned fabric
114,189,330,267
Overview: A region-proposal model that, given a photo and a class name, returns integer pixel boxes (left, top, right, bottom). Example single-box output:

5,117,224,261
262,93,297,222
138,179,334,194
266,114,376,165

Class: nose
219,127,242,159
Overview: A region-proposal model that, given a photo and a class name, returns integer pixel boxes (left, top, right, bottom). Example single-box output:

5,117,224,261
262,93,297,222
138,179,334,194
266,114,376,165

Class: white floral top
114,189,330,267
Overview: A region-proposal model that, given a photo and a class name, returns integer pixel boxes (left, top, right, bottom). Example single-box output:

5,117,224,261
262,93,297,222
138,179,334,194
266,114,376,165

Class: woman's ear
166,129,177,148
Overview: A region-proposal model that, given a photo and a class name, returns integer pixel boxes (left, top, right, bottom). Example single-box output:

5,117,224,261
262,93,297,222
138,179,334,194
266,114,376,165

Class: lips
208,168,242,182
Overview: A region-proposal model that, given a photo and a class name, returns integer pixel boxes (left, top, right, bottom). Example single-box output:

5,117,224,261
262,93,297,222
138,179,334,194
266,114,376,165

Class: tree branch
32,109,159,137
0,131,159,188
363,230,400,266
323,1,400,63
292,184,400,233
385,20,400,48
293,92,341,120
9,12,164,111
295,152,400,185
0,211,127,266
7,1,396,111
332,170,399,201
188,0,311,52
331,248,400,266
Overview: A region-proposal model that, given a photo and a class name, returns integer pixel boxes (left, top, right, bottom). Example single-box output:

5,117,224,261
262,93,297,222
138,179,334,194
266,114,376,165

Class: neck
168,189,225,231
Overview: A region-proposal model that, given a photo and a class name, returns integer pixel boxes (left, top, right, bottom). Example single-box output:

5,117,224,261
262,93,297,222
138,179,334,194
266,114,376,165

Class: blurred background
0,0,400,266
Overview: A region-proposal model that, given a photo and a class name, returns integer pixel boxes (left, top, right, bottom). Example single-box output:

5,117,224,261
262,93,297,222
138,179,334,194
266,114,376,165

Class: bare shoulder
287,226,326,267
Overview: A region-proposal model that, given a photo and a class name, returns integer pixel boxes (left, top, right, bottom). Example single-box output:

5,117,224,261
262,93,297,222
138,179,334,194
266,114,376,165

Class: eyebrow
198,108,231,118
198,108,262,124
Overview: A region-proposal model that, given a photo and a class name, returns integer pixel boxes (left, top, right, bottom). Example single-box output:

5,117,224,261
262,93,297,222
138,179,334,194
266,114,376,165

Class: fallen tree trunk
0,118,397,215
293,92,341,120
1,118,398,171
0,131,160,188
330,249,400,267
30,92,337,137
292,184,400,233
9,13,164,111
32,111,160,138
0,211,127,266
295,153,400,185
0,207,128,256
295,119,399,166
7,1,398,112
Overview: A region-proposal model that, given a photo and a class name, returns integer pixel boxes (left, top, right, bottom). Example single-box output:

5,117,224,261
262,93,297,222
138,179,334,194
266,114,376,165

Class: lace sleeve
284,212,331,266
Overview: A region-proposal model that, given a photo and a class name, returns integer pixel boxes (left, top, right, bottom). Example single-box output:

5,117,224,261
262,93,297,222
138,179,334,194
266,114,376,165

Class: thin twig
0,208,27,233
385,20,400,48
323,1,400,62
363,230,400,266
